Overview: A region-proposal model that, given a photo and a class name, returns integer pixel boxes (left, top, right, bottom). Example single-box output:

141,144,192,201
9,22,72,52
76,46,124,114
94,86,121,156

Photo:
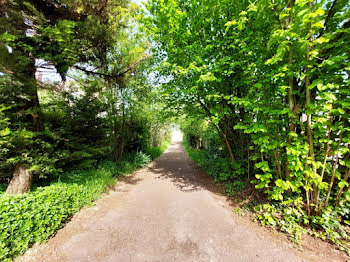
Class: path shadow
117,175,143,185
149,142,226,196
109,175,143,192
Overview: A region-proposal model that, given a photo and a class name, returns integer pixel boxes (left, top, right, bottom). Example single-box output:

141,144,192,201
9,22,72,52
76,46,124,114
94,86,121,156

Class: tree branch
318,0,338,38
74,43,152,80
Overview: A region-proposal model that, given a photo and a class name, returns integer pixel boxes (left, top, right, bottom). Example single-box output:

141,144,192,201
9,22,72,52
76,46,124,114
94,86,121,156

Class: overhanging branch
74,43,152,80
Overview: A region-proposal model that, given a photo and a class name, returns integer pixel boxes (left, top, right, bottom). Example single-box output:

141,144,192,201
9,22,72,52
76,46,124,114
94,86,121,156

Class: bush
0,161,115,261
134,152,152,167
185,139,350,253
0,131,171,262
254,200,349,253
144,138,171,160
144,146,162,160
114,152,151,176
0,183,6,194
0,145,168,262
184,141,247,195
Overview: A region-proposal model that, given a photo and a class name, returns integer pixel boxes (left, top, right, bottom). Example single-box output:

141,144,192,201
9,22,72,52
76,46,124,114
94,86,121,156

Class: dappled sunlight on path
18,143,304,262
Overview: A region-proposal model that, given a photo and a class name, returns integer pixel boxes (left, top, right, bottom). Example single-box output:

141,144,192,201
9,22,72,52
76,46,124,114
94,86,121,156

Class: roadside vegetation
182,117,349,253
147,0,350,255
1,0,349,259
0,1,171,260
0,142,169,261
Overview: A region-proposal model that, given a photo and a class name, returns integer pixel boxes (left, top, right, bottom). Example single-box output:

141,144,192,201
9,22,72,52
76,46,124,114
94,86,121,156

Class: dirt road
19,142,306,262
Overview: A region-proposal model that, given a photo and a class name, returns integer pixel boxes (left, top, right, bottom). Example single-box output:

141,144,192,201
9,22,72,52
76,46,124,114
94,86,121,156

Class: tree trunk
285,0,295,182
30,87,43,132
22,59,44,132
112,119,119,162
117,99,126,161
304,0,319,215
222,131,235,161
325,129,343,207
118,136,125,161
336,168,350,206
197,98,235,161
314,124,331,210
6,164,33,194
8,59,42,193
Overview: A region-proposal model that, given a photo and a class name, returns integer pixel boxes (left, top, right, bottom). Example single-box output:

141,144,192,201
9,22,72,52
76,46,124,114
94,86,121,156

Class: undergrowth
253,201,350,254
0,145,170,261
144,138,172,160
0,183,6,194
183,142,350,255
183,141,247,196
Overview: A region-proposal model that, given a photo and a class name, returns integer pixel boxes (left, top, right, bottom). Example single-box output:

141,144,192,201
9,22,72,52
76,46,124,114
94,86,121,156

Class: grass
0,142,170,262
144,138,171,160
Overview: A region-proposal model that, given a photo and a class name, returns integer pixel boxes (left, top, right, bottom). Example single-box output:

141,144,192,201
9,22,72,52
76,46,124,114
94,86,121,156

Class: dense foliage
0,145,169,261
1,0,349,258
0,1,171,259
147,0,349,252
0,0,170,183
184,140,247,195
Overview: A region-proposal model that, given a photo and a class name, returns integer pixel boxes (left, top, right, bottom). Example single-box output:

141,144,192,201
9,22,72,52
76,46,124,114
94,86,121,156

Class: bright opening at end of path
171,128,183,142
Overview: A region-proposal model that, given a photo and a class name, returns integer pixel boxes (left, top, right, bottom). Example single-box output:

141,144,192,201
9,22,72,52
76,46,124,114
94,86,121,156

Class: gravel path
18,142,305,262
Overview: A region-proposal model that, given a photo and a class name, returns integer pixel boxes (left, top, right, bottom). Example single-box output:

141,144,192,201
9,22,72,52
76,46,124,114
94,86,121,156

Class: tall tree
0,0,129,192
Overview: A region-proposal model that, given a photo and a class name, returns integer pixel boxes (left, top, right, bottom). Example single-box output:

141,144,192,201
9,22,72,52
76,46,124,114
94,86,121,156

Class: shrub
0,136,170,261
184,141,247,196
144,146,163,160
0,148,163,261
0,162,116,261
144,138,171,160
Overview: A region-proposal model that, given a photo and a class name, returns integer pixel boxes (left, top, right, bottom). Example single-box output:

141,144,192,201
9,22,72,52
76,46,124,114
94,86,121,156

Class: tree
0,0,130,192
147,0,350,217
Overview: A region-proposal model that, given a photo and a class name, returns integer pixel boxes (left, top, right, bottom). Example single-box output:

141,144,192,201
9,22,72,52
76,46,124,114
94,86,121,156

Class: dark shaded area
117,175,142,186
150,142,225,195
